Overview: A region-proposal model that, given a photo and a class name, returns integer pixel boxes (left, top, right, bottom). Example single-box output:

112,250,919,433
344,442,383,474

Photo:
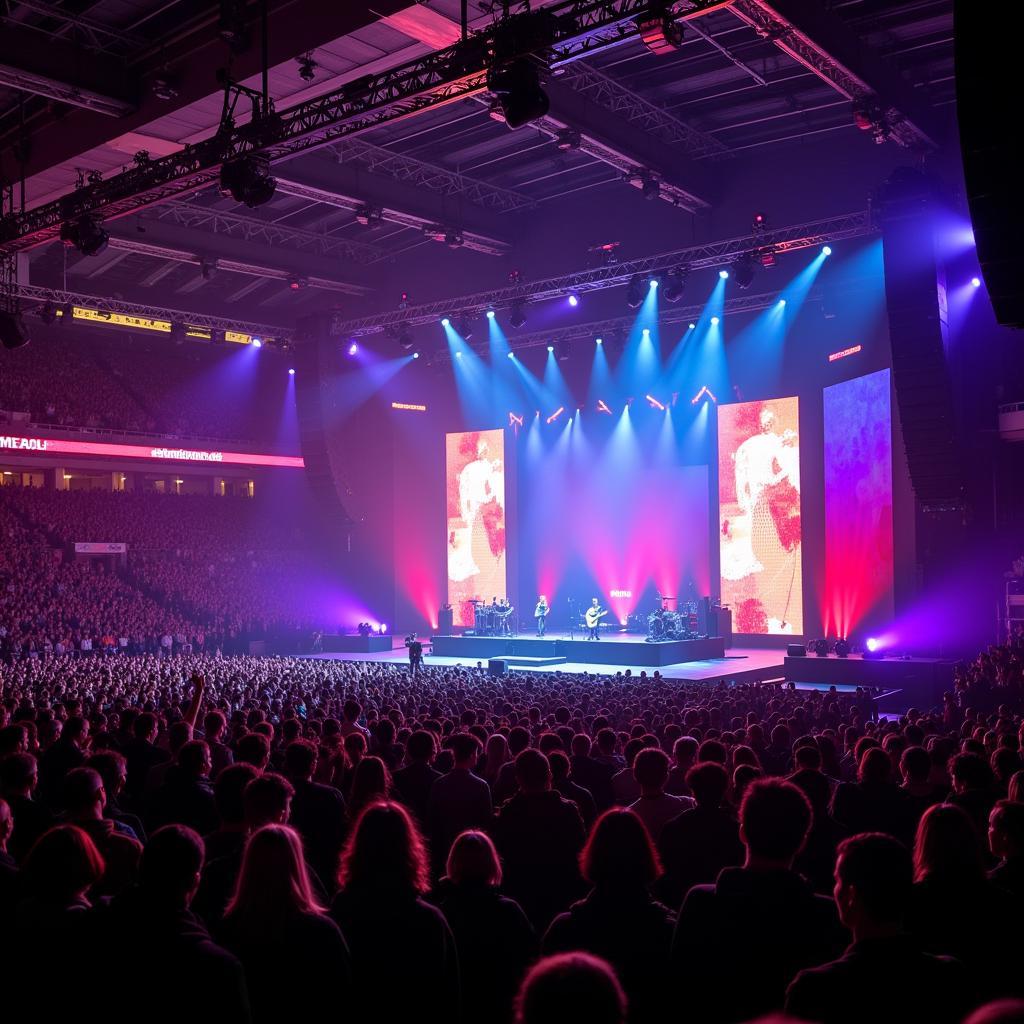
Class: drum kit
471,599,515,637
646,595,698,642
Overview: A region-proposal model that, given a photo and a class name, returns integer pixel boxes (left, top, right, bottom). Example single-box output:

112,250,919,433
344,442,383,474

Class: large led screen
823,369,894,639
446,429,507,626
718,398,803,634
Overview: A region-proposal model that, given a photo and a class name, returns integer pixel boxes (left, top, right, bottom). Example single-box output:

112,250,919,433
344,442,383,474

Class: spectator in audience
203,710,234,778
427,733,492,869
435,830,538,1024
900,744,949,826
331,802,459,1023
666,736,699,797
0,752,52,862
150,739,219,835
0,797,16,909
393,729,441,827
989,799,1024,897
908,802,1021,998
515,952,626,1024
122,712,169,800
550,750,597,827
570,733,615,810
949,752,999,840
658,761,744,907
219,824,351,1022
628,748,695,842
38,715,88,806
283,739,347,890
672,778,847,1022
544,808,674,1023
104,825,250,1024
492,749,586,930
86,749,146,843
830,746,914,845
785,832,972,1024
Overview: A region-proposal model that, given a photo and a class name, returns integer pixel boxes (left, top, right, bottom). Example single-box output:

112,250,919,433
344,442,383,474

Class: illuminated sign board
610,589,633,598
391,402,427,412
0,434,304,469
73,306,171,332
828,344,863,363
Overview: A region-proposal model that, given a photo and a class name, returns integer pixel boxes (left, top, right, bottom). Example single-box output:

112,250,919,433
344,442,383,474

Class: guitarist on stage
534,595,549,637
585,598,608,640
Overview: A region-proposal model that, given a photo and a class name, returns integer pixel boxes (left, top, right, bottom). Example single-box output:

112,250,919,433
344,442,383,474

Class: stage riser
784,655,954,710
321,635,394,653
431,635,725,667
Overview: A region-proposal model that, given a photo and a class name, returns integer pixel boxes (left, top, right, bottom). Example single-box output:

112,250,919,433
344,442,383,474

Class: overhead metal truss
0,0,729,252
729,0,937,150
552,61,729,159
334,209,875,335
272,178,509,257
12,283,295,340
102,233,369,295
460,286,808,356
331,138,536,213
0,0,143,56
149,201,388,266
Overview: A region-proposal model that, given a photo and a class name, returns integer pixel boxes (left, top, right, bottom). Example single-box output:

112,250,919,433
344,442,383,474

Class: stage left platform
430,632,726,667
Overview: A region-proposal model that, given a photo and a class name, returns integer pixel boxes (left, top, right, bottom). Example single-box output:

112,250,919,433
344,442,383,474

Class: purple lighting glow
288,368,295,375
348,342,358,355
568,293,579,307
971,276,982,288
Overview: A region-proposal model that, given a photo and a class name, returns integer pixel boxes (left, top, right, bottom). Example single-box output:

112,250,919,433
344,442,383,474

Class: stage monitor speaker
878,168,963,508
954,1,1023,328
437,608,454,635
488,659,509,677
787,643,807,658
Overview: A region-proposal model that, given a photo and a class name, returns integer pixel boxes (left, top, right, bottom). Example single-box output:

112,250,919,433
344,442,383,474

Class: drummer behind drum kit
470,599,515,637
646,596,699,642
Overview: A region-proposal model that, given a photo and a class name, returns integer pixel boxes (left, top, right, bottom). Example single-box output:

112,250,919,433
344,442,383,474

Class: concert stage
319,634,393,653
430,632,726,668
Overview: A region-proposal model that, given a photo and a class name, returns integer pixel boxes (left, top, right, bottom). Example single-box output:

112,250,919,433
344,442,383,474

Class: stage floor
303,640,788,684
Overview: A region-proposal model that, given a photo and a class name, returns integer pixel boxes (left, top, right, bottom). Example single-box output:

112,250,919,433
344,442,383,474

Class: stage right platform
430,632,726,668
784,652,955,710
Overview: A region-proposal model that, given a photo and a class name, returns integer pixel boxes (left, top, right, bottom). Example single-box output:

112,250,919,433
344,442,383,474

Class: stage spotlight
412,352,420,359
455,351,463,358
441,317,451,327
866,637,879,652
688,322,696,330
396,324,414,351
625,276,644,309
348,342,358,355
486,59,549,130
288,368,295,375
809,638,829,657
251,338,262,349
637,10,683,54
778,298,787,307
455,316,473,340
971,276,982,288
568,293,579,307
731,252,757,290
710,316,720,325
833,638,850,658
486,309,496,318
719,269,729,279
547,344,554,353
822,245,832,256
60,215,109,256
641,328,650,338
38,302,57,325
509,302,527,329
595,336,603,345
0,309,30,350
648,278,658,289
507,351,515,360
220,154,276,209
661,268,686,303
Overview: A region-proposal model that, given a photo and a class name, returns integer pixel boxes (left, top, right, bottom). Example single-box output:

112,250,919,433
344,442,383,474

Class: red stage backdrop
446,429,507,626
718,397,803,635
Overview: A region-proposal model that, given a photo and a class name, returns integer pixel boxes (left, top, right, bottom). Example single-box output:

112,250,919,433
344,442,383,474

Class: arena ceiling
1,0,954,321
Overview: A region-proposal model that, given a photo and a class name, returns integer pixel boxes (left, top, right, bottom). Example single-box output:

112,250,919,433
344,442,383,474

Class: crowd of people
0,326,292,441
2,650,1023,1023
0,488,338,658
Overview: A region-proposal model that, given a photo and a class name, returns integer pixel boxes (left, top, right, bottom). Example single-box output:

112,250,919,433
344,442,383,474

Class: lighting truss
475,287,808,355
12,284,294,340
729,0,937,150
333,209,875,335
552,62,728,159
150,201,387,267
0,0,729,253
330,139,536,213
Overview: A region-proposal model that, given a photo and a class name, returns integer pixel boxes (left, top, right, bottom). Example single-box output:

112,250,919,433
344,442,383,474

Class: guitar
585,607,609,628
534,602,548,619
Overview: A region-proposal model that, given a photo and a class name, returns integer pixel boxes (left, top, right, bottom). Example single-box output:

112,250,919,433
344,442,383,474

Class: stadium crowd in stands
1,647,1024,1023
0,488,335,658
0,328,292,441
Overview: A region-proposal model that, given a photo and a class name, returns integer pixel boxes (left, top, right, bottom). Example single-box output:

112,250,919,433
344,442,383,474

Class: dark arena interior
1,2,1024,1022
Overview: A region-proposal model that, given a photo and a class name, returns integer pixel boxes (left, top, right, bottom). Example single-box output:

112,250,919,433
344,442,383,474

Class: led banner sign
0,434,304,469
75,543,127,554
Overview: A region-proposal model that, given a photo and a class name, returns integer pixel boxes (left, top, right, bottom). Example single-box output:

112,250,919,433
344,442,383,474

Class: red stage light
546,406,565,424
596,400,612,415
